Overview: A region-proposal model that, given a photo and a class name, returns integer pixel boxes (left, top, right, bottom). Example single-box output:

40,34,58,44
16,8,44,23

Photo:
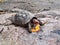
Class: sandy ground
0,0,60,13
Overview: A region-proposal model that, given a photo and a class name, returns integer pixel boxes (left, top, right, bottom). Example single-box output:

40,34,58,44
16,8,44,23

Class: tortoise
11,9,43,33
